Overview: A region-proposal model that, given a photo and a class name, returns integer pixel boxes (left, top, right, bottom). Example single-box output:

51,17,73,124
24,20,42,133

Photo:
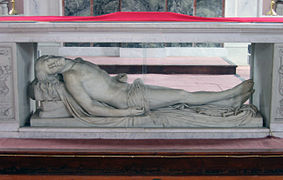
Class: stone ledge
17,127,270,139
1,22,283,43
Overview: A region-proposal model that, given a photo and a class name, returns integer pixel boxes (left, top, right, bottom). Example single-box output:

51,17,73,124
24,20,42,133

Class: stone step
98,64,236,74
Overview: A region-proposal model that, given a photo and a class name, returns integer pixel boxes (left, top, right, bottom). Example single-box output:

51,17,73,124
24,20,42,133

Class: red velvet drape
1,12,283,23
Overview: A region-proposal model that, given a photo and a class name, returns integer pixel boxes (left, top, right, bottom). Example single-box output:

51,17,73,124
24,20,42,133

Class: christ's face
44,57,66,74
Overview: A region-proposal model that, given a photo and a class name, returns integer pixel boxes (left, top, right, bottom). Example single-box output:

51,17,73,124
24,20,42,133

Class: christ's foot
221,79,254,99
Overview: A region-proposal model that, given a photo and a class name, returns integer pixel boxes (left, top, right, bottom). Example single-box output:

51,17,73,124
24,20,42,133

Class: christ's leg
208,89,254,108
146,79,254,110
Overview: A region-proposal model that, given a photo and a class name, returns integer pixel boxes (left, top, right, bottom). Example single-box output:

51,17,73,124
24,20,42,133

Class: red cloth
1,12,283,23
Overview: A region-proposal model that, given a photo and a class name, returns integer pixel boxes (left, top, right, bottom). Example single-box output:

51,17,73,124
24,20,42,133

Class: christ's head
35,55,66,81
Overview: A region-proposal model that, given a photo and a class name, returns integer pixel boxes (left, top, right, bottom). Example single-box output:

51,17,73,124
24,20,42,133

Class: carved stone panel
277,48,283,117
0,47,14,120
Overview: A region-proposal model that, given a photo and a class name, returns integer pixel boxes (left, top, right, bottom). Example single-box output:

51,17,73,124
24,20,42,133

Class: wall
225,0,261,17
23,0,62,16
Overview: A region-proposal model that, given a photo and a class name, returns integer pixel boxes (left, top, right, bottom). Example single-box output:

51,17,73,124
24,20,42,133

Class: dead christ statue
30,55,260,128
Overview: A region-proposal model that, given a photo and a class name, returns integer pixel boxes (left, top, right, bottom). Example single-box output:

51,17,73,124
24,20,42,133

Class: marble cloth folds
127,78,150,113
55,79,261,128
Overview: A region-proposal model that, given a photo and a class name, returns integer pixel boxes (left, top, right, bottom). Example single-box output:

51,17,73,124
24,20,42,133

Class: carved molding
0,104,13,119
0,47,14,120
0,48,8,56
0,65,11,96
277,48,283,116
2,22,283,43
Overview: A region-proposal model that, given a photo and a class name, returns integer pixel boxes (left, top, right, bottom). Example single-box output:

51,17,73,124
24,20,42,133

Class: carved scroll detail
0,105,13,119
0,49,8,56
0,47,14,120
0,65,11,95
277,48,283,116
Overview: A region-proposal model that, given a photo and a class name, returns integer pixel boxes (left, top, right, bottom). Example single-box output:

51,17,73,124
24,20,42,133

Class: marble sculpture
30,55,260,127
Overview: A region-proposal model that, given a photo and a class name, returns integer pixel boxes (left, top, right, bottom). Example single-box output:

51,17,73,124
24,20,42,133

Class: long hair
34,55,64,100
35,55,64,81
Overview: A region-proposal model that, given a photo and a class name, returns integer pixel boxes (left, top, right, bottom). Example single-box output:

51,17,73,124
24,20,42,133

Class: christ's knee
175,89,189,102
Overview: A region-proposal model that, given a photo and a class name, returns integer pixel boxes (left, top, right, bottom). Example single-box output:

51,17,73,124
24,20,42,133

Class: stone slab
30,112,263,129
1,22,283,43
17,127,270,139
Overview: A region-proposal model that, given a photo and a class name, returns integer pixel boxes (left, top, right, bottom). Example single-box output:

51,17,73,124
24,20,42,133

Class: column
251,43,283,137
24,0,62,16
0,0,8,15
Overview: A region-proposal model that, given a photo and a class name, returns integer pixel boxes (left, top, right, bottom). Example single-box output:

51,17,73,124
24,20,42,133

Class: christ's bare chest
80,71,120,102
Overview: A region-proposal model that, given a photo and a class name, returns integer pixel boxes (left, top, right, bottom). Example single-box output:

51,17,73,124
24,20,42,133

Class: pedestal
251,43,283,137
0,43,36,133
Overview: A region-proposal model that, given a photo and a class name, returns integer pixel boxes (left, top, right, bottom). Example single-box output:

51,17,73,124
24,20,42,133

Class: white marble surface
270,44,283,133
0,43,36,130
237,0,259,17
225,0,261,17
24,0,62,16
1,22,283,43
16,127,270,139
31,55,258,129
0,0,8,16
1,21,283,138
30,112,263,128
251,43,274,127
